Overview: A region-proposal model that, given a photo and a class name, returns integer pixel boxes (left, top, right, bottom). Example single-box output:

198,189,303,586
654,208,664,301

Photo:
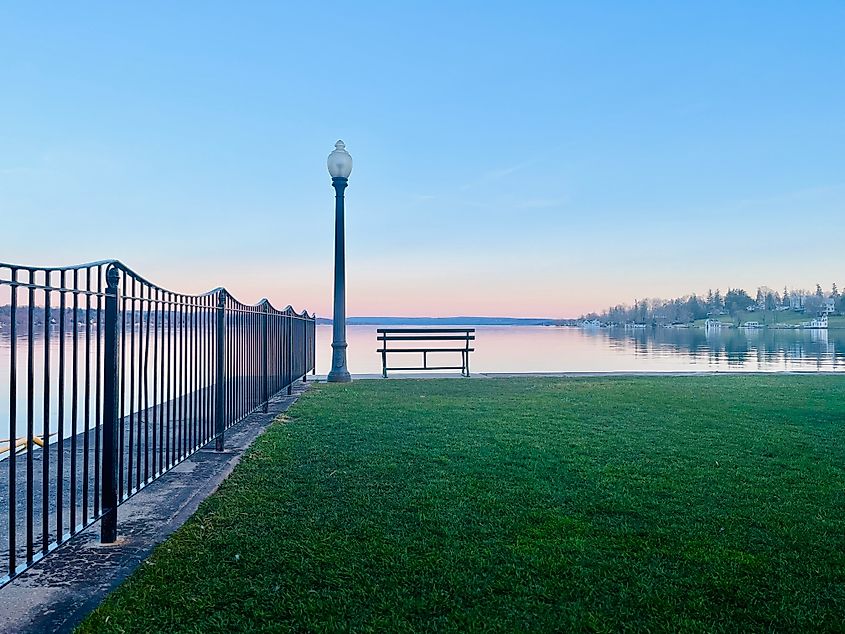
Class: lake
1,324,842,439
315,324,845,375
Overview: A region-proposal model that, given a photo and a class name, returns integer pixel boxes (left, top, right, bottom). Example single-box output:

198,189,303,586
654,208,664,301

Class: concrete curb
0,382,309,634
312,371,843,381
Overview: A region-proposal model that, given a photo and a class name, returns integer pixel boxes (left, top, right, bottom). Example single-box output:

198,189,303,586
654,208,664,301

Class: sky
1,2,843,318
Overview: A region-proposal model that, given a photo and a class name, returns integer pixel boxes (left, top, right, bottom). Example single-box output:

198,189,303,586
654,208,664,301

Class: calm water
1,324,842,438
315,324,845,375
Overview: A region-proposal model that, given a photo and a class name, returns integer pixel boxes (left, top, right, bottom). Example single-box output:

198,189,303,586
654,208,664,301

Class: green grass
759,311,844,327
79,377,845,633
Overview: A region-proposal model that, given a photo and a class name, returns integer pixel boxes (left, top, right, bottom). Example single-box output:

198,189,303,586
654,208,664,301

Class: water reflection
315,325,845,374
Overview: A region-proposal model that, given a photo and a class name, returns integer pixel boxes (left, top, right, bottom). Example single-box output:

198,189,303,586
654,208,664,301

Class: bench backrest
376,328,475,347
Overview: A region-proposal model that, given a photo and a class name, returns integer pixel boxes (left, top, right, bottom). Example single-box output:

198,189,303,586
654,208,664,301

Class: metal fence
0,260,315,585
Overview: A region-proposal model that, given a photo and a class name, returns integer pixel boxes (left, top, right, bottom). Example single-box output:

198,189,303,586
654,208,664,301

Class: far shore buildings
704,318,725,331
787,293,835,314
580,319,603,328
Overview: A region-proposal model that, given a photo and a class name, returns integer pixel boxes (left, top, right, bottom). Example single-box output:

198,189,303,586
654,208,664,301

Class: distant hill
315,316,575,326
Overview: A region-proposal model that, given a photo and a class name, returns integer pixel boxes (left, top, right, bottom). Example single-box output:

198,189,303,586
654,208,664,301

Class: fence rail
0,260,315,585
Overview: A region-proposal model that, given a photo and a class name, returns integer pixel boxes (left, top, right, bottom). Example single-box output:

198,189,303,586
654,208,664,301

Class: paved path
0,381,308,634
0,377,277,568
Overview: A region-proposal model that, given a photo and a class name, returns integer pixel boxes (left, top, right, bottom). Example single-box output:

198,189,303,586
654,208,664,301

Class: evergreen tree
687,295,706,320
765,292,777,311
725,288,754,315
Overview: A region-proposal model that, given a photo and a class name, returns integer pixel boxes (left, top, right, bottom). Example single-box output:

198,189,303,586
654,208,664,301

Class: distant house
704,319,725,330
822,298,835,315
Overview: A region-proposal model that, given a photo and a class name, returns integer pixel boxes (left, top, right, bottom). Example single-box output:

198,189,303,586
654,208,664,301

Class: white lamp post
326,140,352,382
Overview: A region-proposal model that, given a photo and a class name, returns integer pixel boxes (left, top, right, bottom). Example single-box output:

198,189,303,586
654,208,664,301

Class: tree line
584,284,842,324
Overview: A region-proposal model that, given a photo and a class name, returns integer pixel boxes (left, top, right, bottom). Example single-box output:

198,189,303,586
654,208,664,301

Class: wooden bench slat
376,328,475,333
377,348,476,353
378,335,475,341
385,366,467,371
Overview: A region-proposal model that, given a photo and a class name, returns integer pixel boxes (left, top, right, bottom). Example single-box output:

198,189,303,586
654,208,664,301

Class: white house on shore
705,319,725,330
580,319,603,328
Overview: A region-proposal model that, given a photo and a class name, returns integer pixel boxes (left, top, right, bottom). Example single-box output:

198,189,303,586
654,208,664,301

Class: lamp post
326,140,353,382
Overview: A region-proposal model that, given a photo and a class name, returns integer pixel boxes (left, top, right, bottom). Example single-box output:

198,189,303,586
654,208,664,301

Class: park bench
377,328,475,378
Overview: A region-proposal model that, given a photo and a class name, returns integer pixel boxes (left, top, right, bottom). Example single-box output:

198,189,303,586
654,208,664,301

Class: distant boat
803,315,828,329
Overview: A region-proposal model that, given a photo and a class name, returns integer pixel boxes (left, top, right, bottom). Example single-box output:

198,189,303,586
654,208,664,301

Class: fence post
301,318,307,382
287,312,293,396
101,265,120,543
215,292,226,451
302,311,311,383
262,303,269,412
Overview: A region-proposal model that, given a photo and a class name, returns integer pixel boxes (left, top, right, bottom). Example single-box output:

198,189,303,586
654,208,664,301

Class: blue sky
2,2,843,317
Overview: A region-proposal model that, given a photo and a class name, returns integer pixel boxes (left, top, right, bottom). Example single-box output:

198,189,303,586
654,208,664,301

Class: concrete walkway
0,381,309,634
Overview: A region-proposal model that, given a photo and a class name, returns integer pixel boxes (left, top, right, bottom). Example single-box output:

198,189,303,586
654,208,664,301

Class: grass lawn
761,312,845,328
79,376,845,633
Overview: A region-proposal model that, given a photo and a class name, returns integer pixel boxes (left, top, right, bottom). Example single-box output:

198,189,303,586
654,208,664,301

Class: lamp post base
326,370,352,383
327,342,351,382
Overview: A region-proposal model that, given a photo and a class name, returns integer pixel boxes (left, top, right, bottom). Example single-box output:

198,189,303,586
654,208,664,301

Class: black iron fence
0,260,315,585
